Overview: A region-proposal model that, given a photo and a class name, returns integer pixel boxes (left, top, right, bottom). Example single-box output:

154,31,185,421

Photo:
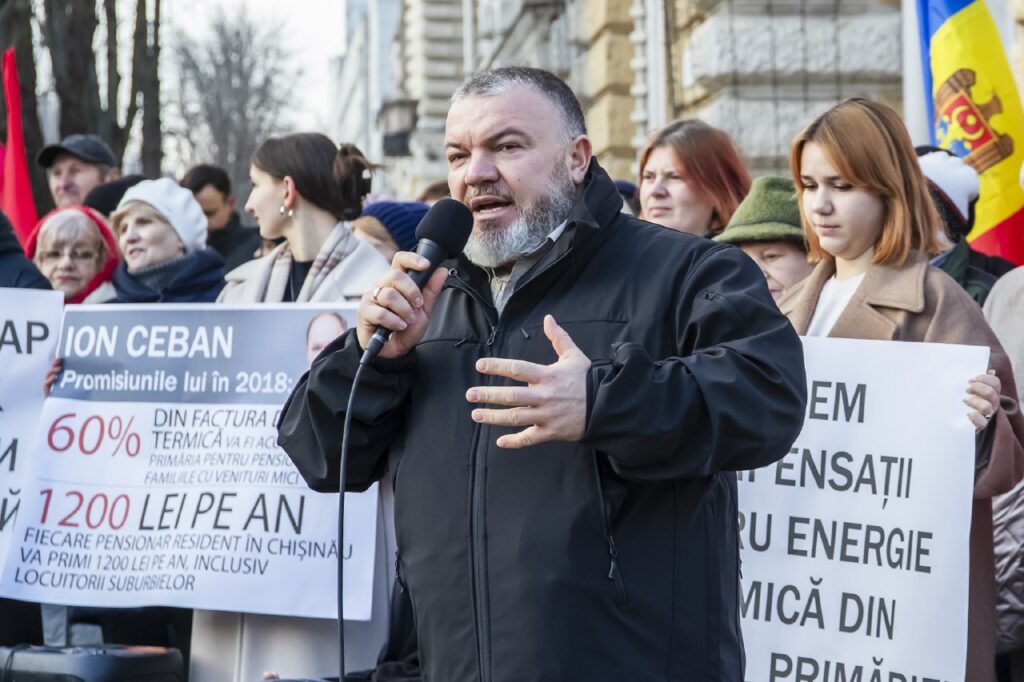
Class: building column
585,0,637,181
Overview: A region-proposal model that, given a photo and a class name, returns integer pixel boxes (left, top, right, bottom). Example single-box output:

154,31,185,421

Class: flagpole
901,0,930,145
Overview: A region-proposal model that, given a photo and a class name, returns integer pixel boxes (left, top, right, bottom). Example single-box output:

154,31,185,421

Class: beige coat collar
778,252,929,339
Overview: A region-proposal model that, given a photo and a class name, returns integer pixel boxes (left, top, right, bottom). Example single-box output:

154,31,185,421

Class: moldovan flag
0,47,38,245
918,0,1024,265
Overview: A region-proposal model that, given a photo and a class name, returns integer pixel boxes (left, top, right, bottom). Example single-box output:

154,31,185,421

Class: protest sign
738,337,988,681
0,303,375,620
0,289,63,561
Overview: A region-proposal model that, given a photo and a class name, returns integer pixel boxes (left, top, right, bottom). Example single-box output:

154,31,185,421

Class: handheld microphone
361,198,473,364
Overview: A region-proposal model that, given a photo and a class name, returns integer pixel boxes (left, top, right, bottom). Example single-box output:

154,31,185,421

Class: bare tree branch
170,6,294,198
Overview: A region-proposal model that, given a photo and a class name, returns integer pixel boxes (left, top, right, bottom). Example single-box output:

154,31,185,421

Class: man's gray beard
463,168,576,269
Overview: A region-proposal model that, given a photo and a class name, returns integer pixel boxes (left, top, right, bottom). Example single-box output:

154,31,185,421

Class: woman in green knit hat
714,175,813,300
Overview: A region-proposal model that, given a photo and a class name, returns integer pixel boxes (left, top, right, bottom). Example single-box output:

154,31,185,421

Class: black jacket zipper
395,552,407,593
446,269,497,682
591,454,628,606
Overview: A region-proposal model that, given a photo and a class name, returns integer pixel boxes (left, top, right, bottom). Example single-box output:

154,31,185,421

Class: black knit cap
83,175,148,217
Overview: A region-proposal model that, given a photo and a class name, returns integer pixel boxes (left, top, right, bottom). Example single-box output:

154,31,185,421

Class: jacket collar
779,251,929,338
565,159,624,248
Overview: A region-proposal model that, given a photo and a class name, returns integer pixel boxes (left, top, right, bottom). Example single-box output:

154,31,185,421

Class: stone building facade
379,0,465,197
375,0,945,197
1011,0,1024,94
328,0,402,167
667,0,902,175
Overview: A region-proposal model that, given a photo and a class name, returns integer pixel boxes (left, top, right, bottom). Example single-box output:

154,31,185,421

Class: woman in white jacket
193,134,394,682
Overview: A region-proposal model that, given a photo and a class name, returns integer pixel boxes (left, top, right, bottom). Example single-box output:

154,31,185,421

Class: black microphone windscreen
415,198,474,259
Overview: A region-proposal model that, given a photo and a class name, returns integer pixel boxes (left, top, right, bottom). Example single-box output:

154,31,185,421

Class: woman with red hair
25,205,119,303
780,98,1024,681
637,119,751,237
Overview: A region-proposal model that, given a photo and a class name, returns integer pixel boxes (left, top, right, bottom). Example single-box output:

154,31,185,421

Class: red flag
1,48,38,245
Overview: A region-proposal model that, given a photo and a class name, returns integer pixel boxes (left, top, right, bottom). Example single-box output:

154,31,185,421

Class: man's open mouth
469,196,513,215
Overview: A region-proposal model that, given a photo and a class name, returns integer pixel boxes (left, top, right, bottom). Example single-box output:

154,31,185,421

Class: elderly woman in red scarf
25,205,119,303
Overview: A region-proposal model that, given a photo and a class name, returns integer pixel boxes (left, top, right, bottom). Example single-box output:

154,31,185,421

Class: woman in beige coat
193,134,394,682
218,133,389,303
778,98,1024,682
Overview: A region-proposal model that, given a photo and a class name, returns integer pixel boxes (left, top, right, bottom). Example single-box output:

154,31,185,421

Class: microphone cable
336,357,369,681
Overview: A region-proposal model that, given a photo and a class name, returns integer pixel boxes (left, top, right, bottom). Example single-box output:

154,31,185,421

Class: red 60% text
47,413,141,457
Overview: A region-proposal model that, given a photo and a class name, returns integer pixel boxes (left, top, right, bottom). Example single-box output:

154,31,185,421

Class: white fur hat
917,150,979,223
117,177,207,252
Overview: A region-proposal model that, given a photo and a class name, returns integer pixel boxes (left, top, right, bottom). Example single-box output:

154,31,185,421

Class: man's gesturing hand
466,315,591,449
356,251,449,359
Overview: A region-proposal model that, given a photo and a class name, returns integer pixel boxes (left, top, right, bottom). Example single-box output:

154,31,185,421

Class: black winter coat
112,248,225,303
278,162,807,682
0,211,50,290
207,211,262,273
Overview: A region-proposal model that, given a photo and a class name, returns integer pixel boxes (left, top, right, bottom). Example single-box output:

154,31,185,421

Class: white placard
738,337,987,681
0,304,375,620
0,288,63,561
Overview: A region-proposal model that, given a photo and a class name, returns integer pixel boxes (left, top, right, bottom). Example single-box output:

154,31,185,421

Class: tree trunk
41,0,102,139
101,0,118,146
0,0,52,213
107,0,147,164
140,0,161,176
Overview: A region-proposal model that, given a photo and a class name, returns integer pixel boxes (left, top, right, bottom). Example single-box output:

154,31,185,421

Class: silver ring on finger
372,286,384,304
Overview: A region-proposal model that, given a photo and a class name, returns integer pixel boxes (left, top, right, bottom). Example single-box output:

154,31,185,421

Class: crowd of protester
5,73,1024,682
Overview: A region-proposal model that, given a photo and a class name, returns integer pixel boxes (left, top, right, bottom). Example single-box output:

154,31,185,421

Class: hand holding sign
966,369,1001,431
43,358,63,397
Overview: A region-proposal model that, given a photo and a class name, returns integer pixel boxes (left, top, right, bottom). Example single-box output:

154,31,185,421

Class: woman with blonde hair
778,97,1024,681
109,178,225,303
25,206,118,303
637,119,750,237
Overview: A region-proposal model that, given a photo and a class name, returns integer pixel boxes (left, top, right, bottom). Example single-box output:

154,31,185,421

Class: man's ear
227,195,237,211
567,135,592,186
106,167,122,182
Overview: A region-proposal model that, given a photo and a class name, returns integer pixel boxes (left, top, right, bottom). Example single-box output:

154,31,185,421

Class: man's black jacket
0,211,50,290
278,162,807,682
